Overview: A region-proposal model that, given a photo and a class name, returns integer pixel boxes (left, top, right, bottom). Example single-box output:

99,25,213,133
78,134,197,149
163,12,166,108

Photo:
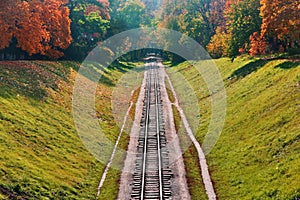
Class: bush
288,47,300,56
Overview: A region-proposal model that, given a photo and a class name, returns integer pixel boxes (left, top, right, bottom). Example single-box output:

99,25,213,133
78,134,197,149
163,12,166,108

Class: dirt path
96,90,135,198
158,65,191,200
117,69,147,199
162,63,217,200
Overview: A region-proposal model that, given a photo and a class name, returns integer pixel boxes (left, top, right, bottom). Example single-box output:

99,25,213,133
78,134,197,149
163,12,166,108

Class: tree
66,0,110,60
260,0,300,51
112,0,147,32
0,1,16,50
207,27,231,58
209,0,226,30
249,32,269,55
0,0,72,59
159,0,229,49
184,0,215,47
185,13,212,47
227,0,261,60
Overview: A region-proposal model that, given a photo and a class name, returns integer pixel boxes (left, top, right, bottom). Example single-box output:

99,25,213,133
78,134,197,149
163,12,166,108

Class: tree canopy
0,0,72,59
0,0,299,60
159,0,300,60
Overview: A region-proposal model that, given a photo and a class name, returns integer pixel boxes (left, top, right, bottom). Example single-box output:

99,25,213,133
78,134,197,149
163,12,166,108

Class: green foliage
185,15,212,47
165,16,182,32
227,0,261,60
108,0,149,36
66,0,110,61
185,0,215,46
118,0,146,29
161,0,215,48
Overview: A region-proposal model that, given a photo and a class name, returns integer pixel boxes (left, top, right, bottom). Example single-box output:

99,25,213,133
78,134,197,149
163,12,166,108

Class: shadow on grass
108,61,134,73
274,61,299,69
0,60,116,101
230,59,269,79
109,61,145,73
99,74,115,87
0,184,29,200
0,61,59,100
0,60,144,100
77,62,116,87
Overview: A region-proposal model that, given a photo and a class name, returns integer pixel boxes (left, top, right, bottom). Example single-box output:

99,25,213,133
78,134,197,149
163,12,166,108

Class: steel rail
140,67,151,200
154,66,164,200
131,63,172,200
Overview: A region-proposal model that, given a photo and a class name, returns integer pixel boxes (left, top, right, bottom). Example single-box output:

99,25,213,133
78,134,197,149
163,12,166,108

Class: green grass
98,83,141,200
167,56,300,199
165,78,176,103
129,87,142,120
0,60,144,199
171,105,208,200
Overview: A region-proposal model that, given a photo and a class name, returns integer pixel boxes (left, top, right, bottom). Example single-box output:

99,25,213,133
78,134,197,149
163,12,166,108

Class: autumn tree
249,32,269,55
260,0,300,52
207,27,231,58
157,0,299,59
0,0,72,59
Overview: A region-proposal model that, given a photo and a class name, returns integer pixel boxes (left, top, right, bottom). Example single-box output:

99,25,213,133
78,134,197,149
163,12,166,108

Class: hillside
167,57,300,199
0,60,141,199
1,57,299,199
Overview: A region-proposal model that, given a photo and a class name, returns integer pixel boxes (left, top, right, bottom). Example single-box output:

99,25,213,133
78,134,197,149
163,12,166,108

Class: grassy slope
167,56,300,199
0,60,141,199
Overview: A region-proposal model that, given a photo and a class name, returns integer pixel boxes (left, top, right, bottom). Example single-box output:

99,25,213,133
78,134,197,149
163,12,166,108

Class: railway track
131,63,173,200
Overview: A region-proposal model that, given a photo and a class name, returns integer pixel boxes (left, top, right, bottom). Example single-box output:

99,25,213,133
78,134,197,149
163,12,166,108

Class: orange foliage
260,0,300,46
0,1,16,50
249,32,269,55
0,0,72,59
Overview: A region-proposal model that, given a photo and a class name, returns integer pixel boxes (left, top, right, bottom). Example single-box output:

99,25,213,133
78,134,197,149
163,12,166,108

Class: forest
0,1,299,199
0,0,299,61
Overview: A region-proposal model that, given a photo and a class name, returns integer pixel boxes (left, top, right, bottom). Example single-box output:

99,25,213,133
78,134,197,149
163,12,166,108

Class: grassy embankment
0,60,143,199
167,56,300,199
